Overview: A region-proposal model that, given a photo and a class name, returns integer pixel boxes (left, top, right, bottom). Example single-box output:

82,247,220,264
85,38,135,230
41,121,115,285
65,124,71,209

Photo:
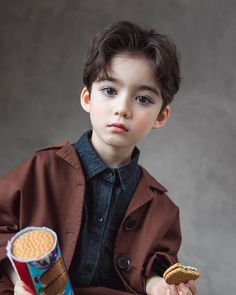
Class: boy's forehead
108,52,153,70
96,53,160,90
102,53,153,76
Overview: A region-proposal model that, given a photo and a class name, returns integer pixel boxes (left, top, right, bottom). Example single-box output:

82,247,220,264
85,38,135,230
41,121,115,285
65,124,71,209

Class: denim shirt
70,131,141,289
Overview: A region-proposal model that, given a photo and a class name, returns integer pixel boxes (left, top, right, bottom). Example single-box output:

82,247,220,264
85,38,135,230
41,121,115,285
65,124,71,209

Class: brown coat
0,142,181,295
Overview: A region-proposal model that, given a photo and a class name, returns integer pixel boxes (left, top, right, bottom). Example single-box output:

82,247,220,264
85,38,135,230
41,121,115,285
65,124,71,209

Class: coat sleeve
144,207,182,278
0,270,14,295
0,155,36,292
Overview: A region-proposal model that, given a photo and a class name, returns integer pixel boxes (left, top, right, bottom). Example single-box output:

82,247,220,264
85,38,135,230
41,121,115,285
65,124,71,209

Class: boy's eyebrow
100,76,161,96
137,85,161,96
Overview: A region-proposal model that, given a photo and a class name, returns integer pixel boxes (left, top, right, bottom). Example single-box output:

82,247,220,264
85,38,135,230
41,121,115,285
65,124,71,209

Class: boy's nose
113,99,131,118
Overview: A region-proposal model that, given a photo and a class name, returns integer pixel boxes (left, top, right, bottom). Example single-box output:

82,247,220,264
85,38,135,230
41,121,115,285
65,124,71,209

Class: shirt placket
82,169,116,285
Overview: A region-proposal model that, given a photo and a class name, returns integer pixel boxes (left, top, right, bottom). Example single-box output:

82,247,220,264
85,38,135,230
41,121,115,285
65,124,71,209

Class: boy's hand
146,275,197,295
14,279,33,295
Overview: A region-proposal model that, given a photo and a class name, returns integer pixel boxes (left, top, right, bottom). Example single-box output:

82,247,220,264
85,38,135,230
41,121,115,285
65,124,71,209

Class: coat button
117,255,131,270
124,217,136,230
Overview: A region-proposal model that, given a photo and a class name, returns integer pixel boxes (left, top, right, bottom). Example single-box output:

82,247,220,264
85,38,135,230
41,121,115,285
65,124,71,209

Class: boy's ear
80,87,91,113
153,106,170,129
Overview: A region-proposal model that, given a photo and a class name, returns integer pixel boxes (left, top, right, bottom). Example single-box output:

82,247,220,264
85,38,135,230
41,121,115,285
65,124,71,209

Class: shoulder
34,140,83,171
0,141,84,192
1,141,76,180
34,140,75,159
35,140,69,154
18,141,71,167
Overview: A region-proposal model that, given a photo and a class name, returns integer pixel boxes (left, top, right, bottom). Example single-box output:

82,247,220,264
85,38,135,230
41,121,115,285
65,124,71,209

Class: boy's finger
14,279,33,295
169,284,179,295
22,282,33,294
178,283,192,295
187,280,196,294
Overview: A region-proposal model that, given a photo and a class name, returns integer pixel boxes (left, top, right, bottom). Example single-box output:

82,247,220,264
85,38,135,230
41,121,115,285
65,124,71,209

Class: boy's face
81,53,170,160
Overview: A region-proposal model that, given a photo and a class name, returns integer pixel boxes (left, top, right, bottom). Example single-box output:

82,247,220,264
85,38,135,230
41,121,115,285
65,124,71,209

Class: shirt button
96,216,104,223
116,255,131,270
108,170,114,177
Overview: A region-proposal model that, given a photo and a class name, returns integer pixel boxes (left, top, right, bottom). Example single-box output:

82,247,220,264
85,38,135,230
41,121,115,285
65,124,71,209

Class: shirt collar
73,130,107,179
73,130,140,190
116,148,140,191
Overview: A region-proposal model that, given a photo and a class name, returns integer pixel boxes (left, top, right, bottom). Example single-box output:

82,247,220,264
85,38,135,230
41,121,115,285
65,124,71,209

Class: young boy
0,21,196,295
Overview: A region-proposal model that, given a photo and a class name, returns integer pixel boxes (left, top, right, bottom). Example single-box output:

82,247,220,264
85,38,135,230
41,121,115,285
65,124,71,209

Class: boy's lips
108,123,128,132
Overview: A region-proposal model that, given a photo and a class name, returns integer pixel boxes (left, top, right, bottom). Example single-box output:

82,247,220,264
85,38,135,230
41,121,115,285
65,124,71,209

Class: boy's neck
90,140,134,168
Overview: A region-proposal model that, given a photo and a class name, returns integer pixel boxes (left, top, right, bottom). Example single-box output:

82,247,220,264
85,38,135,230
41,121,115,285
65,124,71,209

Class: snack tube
6,226,74,295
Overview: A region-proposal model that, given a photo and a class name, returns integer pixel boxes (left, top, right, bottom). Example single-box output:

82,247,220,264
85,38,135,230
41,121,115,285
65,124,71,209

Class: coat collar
56,141,83,171
55,142,167,188
124,166,168,215
48,142,168,213
141,166,168,193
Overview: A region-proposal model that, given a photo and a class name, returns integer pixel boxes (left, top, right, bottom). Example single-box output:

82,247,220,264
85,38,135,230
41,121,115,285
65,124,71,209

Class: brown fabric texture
0,142,181,294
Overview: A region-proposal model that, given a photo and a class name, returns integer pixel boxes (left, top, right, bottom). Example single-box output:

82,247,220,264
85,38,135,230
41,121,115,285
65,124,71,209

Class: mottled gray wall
0,0,235,294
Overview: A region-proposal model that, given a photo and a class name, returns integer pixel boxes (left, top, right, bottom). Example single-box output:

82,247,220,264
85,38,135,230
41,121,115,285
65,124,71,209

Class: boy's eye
136,96,152,105
102,87,117,96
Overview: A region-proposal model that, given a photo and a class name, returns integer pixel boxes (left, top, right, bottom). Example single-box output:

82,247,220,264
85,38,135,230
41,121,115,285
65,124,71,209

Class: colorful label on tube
6,226,74,295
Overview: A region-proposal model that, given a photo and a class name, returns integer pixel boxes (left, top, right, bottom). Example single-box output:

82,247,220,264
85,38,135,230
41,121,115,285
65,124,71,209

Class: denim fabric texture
69,130,141,289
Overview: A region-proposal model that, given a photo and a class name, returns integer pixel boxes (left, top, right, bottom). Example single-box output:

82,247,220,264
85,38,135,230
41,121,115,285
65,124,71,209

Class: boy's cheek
135,116,155,129
90,103,109,117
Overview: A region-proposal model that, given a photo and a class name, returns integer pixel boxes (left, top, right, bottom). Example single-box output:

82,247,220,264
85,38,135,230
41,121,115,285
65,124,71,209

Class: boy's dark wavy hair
83,21,181,110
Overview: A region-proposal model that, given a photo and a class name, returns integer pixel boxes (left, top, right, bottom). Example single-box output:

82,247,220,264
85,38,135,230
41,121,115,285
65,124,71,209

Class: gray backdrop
0,0,235,294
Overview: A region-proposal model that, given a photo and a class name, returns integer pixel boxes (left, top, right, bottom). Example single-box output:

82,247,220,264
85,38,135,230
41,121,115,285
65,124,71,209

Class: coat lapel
125,166,167,216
